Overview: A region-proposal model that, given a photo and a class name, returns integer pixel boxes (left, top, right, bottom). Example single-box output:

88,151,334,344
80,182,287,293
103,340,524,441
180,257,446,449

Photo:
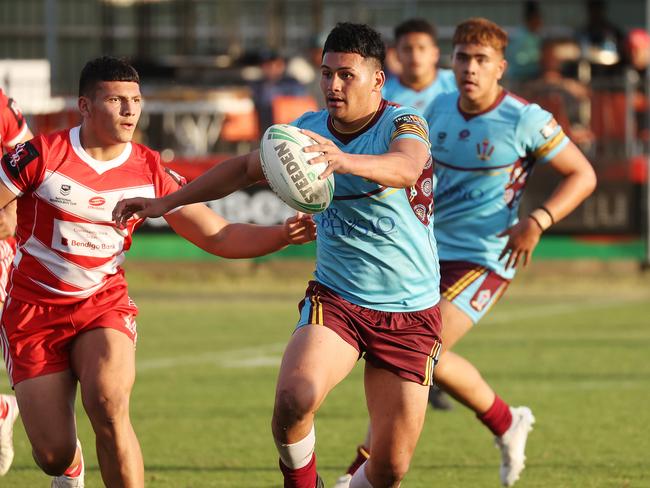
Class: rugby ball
260,124,335,214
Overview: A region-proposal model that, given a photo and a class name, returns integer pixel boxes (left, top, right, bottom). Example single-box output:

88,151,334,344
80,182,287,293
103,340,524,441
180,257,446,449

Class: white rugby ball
260,124,335,214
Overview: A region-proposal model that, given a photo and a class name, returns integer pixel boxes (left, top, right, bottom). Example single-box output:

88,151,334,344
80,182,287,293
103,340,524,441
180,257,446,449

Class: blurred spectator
626,28,650,74
626,29,650,145
286,34,326,109
523,39,595,148
576,0,625,75
506,1,543,83
249,49,307,131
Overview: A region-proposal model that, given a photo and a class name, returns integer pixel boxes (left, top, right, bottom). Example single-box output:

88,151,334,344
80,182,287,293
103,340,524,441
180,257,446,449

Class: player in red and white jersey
0,89,32,304
0,56,315,488
0,90,32,477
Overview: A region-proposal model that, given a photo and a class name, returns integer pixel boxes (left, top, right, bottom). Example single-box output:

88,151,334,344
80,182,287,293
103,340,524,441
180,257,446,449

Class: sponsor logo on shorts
470,289,492,312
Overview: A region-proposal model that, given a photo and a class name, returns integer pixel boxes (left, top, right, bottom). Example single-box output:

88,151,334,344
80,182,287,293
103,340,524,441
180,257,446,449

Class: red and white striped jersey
1,90,30,301
0,89,29,152
0,126,181,305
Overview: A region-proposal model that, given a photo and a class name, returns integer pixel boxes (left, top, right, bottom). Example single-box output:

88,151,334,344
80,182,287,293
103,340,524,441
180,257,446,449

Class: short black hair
394,18,438,44
322,23,385,68
79,56,139,98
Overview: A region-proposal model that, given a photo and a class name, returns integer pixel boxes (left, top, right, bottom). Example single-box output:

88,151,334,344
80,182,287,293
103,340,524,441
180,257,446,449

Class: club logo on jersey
60,184,71,196
2,141,39,179
477,139,495,161
458,129,471,140
437,132,447,142
89,196,106,207
540,118,558,139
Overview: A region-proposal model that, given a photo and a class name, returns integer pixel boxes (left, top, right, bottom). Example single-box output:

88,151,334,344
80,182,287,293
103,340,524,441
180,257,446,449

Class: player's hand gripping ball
260,124,335,214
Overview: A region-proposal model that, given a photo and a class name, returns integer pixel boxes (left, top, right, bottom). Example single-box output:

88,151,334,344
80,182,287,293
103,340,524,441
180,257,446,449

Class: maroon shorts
0,284,138,387
296,281,442,385
440,261,510,323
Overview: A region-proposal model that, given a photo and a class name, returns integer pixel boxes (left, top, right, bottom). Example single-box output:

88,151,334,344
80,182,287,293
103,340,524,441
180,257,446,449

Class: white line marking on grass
136,342,286,372
484,297,648,326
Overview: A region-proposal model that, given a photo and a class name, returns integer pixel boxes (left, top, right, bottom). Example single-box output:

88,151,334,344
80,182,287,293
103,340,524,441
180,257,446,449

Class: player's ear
432,44,440,65
78,96,91,118
373,67,385,92
496,56,508,81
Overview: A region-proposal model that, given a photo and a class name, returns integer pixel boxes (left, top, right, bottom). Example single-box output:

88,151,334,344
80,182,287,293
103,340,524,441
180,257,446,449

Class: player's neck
400,70,437,92
459,85,503,114
331,98,383,134
79,125,128,161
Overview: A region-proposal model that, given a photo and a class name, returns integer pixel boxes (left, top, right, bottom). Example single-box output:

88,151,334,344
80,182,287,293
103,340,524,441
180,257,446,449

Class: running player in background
114,22,442,488
339,17,597,488
0,89,33,477
382,17,457,412
0,56,315,488
382,18,456,115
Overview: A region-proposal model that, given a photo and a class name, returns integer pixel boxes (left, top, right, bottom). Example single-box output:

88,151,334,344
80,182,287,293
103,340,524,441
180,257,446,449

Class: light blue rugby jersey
292,100,440,312
425,90,569,279
382,69,456,114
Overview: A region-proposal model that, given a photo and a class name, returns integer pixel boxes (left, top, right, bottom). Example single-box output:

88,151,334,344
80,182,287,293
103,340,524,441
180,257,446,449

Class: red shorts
0,284,138,387
296,281,442,385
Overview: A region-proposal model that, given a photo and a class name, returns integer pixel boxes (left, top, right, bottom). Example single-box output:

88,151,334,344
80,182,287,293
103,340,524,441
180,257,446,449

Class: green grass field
2,260,649,487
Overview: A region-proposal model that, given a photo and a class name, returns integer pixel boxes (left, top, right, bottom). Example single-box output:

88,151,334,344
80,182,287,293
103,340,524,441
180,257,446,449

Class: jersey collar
327,99,388,145
69,126,132,175
457,89,507,121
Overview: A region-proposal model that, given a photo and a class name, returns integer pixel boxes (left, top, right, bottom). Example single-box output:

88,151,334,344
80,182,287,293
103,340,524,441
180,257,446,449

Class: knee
84,389,130,429
272,379,320,429
33,443,76,476
368,458,410,487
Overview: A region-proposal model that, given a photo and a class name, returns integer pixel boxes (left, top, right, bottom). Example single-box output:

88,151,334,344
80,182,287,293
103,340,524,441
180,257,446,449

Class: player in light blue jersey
340,18,596,488
113,23,442,488
382,18,456,115
382,17,459,413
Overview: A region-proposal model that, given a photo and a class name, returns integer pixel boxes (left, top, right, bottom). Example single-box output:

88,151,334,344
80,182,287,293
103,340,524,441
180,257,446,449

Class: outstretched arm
499,141,597,269
165,203,316,259
301,129,429,188
113,150,264,227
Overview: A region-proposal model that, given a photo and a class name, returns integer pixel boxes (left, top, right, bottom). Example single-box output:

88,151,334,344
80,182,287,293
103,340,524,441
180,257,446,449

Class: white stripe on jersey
34,170,156,223
20,235,125,295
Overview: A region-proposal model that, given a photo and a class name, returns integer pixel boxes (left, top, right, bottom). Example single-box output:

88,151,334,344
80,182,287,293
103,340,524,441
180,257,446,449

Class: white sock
274,424,315,469
350,461,374,488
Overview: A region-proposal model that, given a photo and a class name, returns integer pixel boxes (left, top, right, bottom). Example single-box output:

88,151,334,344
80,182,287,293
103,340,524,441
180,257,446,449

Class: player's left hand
497,217,543,269
300,129,352,179
283,212,317,245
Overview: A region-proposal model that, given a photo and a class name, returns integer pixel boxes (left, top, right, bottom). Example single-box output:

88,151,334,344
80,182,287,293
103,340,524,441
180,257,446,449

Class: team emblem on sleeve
391,114,429,142
2,141,39,179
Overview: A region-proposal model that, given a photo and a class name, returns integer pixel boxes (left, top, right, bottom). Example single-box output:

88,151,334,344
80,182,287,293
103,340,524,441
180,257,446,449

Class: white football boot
495,406,535,486
51,440,84,488
0,394,19,476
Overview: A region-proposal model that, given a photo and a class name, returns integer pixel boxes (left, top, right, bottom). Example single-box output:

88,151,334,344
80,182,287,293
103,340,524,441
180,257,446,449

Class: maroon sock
279,452,317,488
477,395,512,437
346,445,370,475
